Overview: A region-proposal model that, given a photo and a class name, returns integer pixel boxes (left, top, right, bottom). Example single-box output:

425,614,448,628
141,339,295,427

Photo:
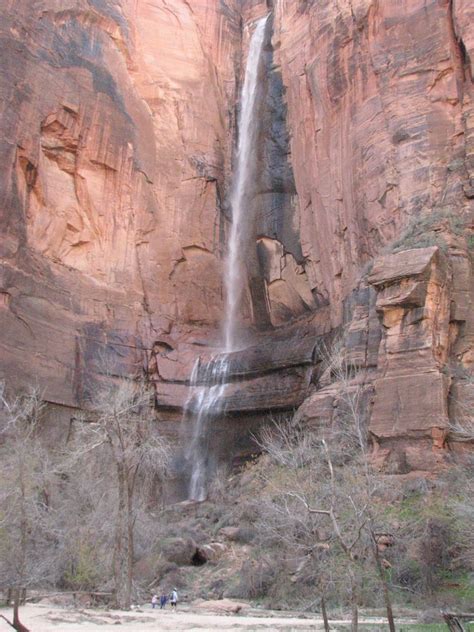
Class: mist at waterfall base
182,16,269,502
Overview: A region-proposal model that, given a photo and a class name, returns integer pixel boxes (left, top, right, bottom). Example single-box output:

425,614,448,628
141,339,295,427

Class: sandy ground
0,603,407,632
0,603,327,631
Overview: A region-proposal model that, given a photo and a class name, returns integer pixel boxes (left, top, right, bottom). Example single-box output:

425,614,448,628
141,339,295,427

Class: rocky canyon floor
0,603,422,632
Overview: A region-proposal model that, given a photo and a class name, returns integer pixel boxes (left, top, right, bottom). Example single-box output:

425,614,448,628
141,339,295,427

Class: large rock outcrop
0,0,473,472
0,0,242,408
273,0,473,322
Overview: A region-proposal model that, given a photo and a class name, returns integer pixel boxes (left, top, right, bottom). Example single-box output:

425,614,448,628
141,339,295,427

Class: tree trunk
126,479,134,610
113,462,131,609
351,602,358,632
441,613,466,632
371,533,396,632
12,589,30,632
350,579,358,632
321,595,330,632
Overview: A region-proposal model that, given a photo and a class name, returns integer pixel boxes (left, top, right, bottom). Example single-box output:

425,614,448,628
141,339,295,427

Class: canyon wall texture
270,0,474,471
0,0,473,472
1,0,241,410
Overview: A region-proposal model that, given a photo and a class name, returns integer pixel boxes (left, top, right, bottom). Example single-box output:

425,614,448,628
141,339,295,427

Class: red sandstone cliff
1,0,242,408
0,0,472,470
274,0,473,317
270,0,474,470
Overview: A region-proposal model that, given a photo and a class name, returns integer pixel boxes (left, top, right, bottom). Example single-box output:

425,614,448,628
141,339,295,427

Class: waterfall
184,356,229,501
223,15,269,353
185,15,268,501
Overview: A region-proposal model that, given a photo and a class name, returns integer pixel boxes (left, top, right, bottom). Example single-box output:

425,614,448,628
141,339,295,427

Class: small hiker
151,594,158,609
160,592,167,609
170,588,178,609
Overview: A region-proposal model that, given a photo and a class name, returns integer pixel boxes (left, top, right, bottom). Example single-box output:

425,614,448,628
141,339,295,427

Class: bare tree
0,383,59,632
55,447,116,594
319,342,396,632
66,378,171,609
447,398,474,574
254,342,396,632
254,419,373,629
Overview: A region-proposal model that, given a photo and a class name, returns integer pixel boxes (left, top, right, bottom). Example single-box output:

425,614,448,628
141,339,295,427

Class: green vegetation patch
390,209,468,253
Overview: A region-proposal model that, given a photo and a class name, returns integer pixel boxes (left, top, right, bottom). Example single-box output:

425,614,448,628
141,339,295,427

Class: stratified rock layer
271,0,474,470
0,0,473,472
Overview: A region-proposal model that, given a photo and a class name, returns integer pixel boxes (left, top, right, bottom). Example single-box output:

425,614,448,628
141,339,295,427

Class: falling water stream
184,15,269,501
223,14,269,354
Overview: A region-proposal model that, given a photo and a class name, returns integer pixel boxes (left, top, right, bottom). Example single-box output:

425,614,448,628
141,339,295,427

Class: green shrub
62,543,101,591
389,210,466,253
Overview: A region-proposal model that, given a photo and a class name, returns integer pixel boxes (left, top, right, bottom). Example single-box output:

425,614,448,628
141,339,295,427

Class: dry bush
383,468,474,609
0,384,62,629
206,465,231,502
64,376,172,608
448,401,474,444
226,556,277,600
249,341,397,631
255,417,318,469
443,462,474,573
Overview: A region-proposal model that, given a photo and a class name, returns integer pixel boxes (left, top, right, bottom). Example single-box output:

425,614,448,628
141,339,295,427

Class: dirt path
0,603,328,631
0,602,412,632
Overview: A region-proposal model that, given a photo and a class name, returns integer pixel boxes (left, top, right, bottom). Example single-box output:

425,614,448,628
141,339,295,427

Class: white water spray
185,15,268,500
224,15,269,353
185,356,229,501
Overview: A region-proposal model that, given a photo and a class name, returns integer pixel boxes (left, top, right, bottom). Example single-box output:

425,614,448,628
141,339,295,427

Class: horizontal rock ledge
194,324,320,383
154,365,312,413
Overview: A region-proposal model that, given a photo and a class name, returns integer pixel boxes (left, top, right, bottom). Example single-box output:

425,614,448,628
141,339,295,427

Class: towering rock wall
0,0,241,407
273,0,473,322
269,0,474,470
0,0,472,470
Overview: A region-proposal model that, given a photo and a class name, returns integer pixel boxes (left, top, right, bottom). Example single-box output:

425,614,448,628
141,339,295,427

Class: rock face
0,0,473,473
1,0,241,407
369,247,452,470
244,0,474,471
273,0,473,323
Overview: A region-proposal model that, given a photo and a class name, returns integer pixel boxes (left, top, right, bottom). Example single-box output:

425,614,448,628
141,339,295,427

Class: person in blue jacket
170,588,178,609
